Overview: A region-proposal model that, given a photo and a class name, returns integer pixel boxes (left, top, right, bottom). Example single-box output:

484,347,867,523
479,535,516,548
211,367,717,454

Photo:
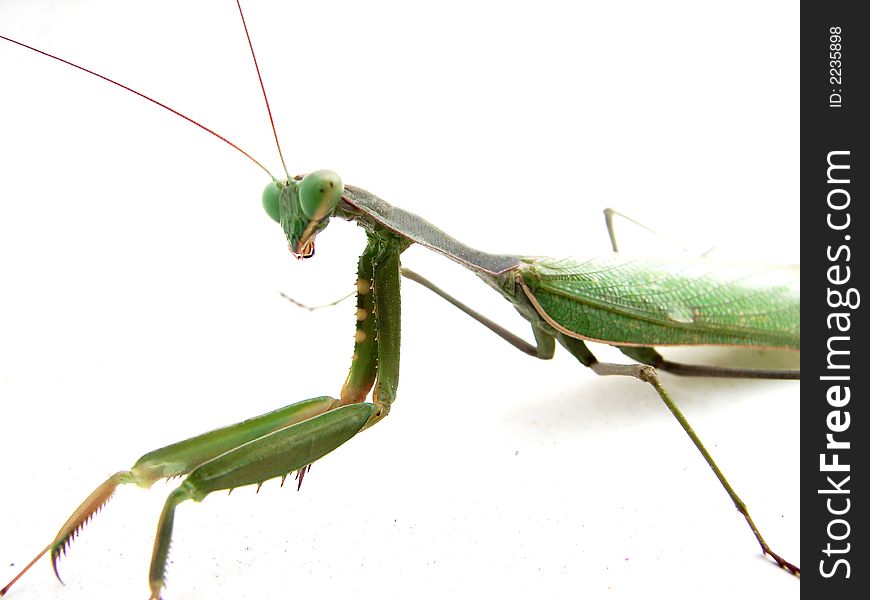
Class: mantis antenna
234,0,290,180
1,1,286,182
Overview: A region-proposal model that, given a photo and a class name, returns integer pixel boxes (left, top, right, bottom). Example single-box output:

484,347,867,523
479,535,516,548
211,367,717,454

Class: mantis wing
520,255,800,350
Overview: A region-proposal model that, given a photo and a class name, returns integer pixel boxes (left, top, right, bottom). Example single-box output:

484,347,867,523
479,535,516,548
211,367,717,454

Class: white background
0,1,799,599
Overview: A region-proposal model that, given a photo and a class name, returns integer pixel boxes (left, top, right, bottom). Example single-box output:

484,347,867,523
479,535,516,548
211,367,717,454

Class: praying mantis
0,1,799,598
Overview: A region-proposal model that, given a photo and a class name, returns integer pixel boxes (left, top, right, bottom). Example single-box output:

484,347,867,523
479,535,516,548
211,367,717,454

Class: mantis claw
764,548,800,577
47,471,134,581
0,471,134,595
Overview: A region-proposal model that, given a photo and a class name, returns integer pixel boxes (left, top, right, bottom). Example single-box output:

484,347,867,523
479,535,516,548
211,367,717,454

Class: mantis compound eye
262,180,281,223
298,170,343,220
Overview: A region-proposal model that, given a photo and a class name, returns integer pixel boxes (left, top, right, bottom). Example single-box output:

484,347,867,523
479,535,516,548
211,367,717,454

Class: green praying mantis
0,1,799,598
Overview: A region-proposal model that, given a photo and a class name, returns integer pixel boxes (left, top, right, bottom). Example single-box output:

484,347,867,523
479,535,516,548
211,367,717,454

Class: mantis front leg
149,231,407,598
2,231,409,599
1,396,344,596
146,402,375,599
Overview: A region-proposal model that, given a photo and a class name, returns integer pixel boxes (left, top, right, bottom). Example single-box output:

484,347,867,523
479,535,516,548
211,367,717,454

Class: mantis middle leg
556,333,800,576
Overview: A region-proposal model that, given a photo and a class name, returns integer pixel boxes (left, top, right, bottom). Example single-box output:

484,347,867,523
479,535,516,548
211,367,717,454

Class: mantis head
262,170,344,259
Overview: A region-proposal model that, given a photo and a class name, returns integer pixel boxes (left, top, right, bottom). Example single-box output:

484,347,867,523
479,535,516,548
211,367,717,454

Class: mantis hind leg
557,333,800,576
603,207,716,256
618,345,800,380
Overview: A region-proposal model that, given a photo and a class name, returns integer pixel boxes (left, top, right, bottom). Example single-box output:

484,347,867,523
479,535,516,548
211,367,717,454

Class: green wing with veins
520,255,800,350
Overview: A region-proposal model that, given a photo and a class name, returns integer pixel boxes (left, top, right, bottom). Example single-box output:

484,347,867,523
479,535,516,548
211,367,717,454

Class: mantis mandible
0,1,799,598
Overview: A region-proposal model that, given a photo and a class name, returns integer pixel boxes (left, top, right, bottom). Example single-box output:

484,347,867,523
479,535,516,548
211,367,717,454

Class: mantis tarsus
0,1,799,598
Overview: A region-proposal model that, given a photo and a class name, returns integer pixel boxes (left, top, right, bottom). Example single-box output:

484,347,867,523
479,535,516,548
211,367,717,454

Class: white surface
0,1,799,599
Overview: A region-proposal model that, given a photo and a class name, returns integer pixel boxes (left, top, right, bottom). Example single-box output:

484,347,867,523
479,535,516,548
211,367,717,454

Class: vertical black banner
802,2,868,597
